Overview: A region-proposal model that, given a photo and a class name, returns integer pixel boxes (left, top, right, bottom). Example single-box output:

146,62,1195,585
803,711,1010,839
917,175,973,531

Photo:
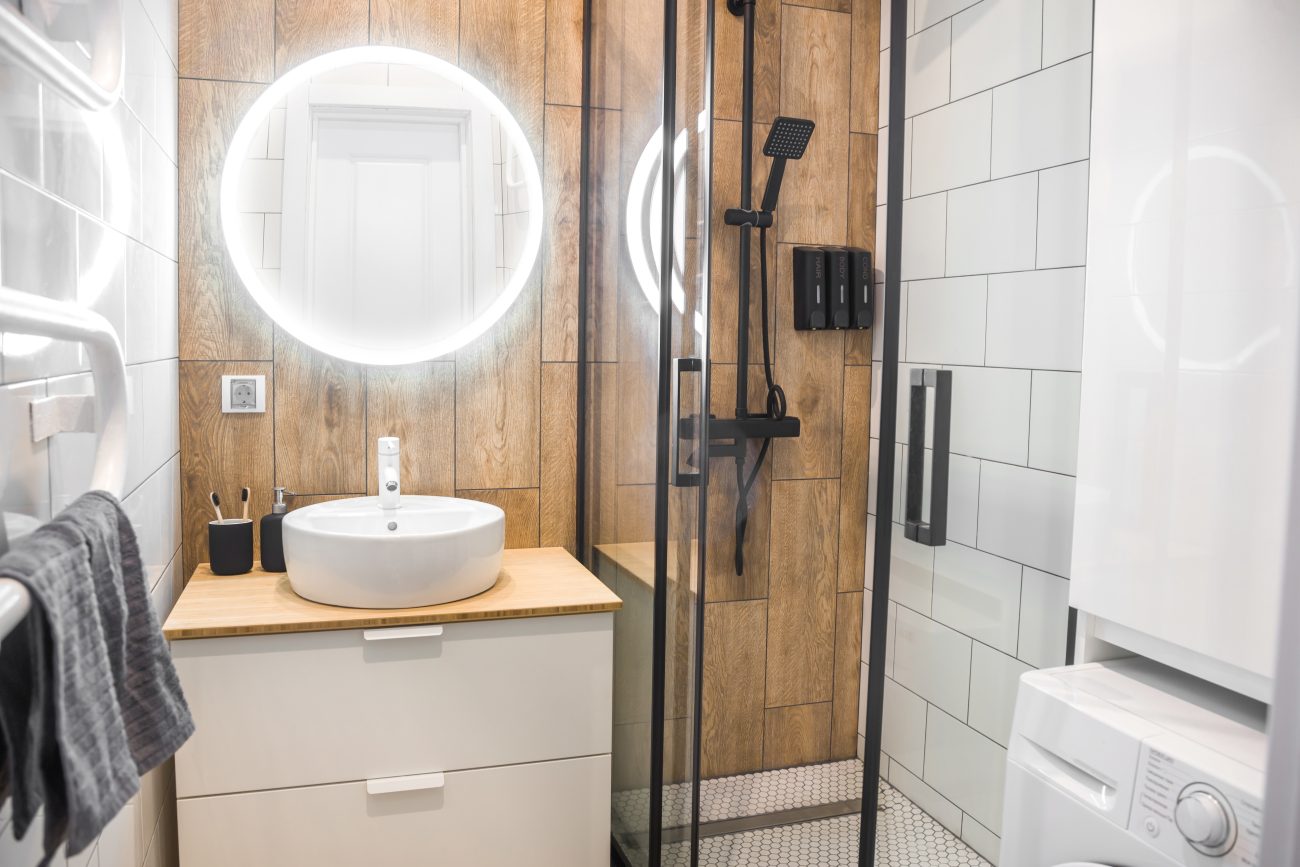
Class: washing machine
1000,658,1266,867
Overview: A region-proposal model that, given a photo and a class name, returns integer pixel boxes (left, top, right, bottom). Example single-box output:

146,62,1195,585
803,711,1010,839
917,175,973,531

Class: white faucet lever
377,437,401,509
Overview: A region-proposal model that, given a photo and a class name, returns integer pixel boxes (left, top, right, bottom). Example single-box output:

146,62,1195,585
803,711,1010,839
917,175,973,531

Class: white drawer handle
362,624,444,641
366,772,446,795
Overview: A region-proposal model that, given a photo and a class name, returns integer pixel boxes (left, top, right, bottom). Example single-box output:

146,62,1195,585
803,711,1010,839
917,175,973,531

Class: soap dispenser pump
260,486,290,572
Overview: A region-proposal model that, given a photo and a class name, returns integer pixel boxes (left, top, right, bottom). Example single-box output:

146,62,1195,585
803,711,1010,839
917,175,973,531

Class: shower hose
734,225,786,575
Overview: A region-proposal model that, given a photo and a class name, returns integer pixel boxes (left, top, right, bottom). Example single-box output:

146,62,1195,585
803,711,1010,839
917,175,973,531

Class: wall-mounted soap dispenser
260,487,289,572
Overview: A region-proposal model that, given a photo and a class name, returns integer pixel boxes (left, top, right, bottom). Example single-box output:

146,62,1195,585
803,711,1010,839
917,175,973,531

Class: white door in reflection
280,87,496,354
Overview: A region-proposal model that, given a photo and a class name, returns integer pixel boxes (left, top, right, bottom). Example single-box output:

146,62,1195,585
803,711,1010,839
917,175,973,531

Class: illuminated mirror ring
220,46,544,365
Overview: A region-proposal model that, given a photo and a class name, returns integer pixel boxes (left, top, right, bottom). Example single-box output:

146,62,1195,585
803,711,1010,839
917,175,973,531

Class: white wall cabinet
172,612,613,866
1074,0,1300,702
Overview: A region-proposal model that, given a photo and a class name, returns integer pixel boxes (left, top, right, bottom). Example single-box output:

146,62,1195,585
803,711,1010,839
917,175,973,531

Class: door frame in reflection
219,46,543,365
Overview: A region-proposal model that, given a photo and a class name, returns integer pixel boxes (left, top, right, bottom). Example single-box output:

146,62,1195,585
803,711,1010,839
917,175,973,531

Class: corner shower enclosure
577,0,1079,864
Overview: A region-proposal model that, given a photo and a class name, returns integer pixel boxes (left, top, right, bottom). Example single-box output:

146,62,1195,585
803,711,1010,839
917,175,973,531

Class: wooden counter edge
163,547,622,640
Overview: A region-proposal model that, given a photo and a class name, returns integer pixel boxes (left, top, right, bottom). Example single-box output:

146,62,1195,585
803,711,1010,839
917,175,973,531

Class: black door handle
904,368,951,546
671,357,702,487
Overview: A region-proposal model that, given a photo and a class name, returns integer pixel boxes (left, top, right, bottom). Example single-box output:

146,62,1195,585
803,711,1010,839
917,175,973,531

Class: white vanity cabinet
164,551,620,867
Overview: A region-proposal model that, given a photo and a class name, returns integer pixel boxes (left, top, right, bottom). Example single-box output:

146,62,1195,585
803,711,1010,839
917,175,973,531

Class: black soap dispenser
260,487,289,572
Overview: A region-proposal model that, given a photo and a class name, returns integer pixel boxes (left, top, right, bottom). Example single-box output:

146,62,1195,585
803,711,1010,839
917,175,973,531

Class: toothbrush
210,491,224,523
241,487,250,520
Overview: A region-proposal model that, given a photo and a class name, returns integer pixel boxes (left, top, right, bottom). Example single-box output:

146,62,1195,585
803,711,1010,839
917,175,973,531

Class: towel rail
0,0,124,111
0,286,129,643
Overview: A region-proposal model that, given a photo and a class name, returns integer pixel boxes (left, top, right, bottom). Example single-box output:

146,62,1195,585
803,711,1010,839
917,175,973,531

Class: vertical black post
575,0,594,564
859,0,908,864
734,0,755,417
688,0,717,863
648,0,679,863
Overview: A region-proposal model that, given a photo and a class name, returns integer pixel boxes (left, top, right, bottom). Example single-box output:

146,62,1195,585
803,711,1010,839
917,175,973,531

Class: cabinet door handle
366,772,446,795
904,368,952,547
361,624,444,641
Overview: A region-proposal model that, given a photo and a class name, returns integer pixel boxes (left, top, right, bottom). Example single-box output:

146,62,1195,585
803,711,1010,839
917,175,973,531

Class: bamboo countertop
163,547,622,640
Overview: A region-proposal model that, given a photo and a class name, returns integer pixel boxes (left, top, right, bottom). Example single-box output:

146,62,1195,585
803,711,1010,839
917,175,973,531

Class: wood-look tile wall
709,0,877,773
177,0,583,578
587,0,879,778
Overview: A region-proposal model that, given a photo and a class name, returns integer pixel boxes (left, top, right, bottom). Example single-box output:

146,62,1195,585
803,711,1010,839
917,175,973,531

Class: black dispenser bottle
259,486,289,572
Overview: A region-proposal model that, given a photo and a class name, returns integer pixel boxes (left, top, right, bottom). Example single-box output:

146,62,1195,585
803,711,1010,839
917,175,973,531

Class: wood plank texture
845,132,879,364
702,600,768,777
838,364,872,591
704,364,771,602
851,0,882,134
585,110,622,362
831,591,864,758
765,478,840,707
542,105,582,362
274,0,369,75
455,282,541,490
369,0,459,60
178,78,272,360
540,363,578,551
365,363,455,496
774,242,845,479
164,548,621,640
273,330,366,495
545,0,585,106
763,702,832,769
459,0,547,148
456,488,542,549
778,5,851,245
179,362,275,579
713,0,780,123
179,0,273,82
708,120,770,367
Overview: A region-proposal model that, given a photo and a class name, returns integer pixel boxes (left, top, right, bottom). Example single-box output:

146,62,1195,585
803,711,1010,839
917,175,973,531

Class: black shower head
759,117,815,212
763,116,815,160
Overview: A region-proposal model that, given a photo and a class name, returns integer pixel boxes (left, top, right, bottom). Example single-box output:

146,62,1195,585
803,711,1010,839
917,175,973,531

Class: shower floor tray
616,759,991,867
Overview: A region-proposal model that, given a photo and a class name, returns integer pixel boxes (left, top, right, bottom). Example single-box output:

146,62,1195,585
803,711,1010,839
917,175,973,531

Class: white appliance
1072,0,1300,701
1001,658,1266,867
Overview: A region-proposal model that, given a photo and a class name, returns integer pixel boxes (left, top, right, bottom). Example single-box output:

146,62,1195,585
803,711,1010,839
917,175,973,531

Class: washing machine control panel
1131,739,1263,866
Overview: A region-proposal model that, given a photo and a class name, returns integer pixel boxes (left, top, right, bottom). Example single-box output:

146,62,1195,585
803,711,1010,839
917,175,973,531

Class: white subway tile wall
865,0,1093,861
0,0,181,865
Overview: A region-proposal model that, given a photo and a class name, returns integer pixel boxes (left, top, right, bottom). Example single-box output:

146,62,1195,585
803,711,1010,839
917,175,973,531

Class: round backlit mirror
220,46,542,364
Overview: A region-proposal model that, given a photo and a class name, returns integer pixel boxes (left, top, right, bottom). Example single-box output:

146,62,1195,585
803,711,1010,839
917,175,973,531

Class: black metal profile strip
648,0,680,861
687,0,717,861
733,0,755,415
575,0,594,564
859,0,909,864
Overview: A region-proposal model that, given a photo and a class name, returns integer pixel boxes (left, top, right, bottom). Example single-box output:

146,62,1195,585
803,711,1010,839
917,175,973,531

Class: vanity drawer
177,754,611,867
173,612,612,798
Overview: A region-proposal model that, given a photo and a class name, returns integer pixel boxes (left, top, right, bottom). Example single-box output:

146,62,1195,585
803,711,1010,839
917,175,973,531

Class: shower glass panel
582,0,713,863
866,0,1081,862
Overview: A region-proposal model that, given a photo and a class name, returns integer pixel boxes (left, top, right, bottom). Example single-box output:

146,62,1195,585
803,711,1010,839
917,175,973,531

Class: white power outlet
221,374,266,413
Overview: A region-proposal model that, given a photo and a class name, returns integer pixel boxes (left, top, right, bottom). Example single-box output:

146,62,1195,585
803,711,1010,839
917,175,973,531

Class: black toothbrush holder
209,519,254,575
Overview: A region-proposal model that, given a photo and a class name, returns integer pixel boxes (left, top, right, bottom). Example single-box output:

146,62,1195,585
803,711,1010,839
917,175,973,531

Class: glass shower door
583,0,714,863
865,0,1081,863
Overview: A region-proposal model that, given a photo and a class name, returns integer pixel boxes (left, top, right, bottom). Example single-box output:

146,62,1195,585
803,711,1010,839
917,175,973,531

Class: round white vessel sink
282,495,505,609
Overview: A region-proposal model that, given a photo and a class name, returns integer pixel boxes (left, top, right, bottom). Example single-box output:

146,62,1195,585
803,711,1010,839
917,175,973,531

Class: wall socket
221,374,266,413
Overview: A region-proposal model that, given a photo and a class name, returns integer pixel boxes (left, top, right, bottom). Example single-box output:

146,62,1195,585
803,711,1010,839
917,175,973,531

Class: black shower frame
578,0,908,864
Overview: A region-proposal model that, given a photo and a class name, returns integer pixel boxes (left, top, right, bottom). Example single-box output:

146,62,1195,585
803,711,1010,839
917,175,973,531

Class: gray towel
0,491,194,864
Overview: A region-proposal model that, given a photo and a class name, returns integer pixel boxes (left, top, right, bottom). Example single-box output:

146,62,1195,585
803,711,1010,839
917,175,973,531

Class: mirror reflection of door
222,48,542,365
276,67,496,353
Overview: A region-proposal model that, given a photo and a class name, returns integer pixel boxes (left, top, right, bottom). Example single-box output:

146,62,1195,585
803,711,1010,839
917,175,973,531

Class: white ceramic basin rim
282,495,505,609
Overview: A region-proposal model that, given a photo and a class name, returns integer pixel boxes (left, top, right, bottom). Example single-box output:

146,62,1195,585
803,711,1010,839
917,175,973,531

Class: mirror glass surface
220,47,542,364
